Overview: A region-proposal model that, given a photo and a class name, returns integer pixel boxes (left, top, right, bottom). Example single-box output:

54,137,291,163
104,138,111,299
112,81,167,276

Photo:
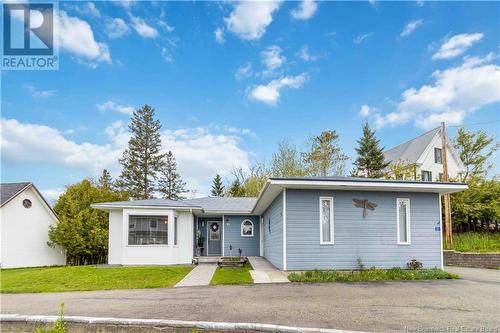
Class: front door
207,221,221,256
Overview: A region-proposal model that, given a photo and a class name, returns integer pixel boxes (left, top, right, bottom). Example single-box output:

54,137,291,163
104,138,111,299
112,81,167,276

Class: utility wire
447,119,500,128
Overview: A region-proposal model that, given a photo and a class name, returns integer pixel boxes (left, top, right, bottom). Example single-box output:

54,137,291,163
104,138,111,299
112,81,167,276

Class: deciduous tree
302,130,348,176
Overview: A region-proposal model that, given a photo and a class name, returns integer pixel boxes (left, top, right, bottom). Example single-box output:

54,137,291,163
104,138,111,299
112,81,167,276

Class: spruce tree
353,122,390,178
97,169,114,191
117,105,166,199
211,174,225,197
158,151,188,200
227,179,245,197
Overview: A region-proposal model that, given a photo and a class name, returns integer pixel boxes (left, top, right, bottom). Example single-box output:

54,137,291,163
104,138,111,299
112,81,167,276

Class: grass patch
210,263,253,285
452,232,500,253
0,265,193,293
288,267,459,283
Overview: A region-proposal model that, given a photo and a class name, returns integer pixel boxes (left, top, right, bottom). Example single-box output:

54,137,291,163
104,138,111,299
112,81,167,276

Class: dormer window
434,148,442,164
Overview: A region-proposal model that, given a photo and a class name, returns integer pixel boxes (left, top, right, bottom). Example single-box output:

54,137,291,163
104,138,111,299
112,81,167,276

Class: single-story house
92,177,467,270
0,182,66,268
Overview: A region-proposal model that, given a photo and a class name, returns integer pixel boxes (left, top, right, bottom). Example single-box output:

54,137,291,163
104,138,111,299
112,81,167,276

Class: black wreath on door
210,222,219,233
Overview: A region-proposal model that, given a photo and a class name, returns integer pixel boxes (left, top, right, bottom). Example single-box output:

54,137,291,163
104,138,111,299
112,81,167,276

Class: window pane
128,215,168,245
399,201,407,243
322,199,331,242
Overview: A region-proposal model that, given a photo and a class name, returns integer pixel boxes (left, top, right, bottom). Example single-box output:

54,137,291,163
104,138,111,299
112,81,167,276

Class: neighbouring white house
384,127,466,182
0,182,65,268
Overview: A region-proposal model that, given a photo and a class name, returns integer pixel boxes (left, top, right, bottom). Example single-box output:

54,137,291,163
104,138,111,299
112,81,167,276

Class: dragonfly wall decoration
353,199,378,218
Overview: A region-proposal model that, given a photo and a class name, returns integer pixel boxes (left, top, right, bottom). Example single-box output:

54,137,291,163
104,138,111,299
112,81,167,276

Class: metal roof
0,182,32,206
384,127,439,164
183,197,257,213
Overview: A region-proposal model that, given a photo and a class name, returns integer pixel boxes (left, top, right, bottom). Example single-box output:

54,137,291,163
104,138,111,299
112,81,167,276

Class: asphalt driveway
1,267,499,332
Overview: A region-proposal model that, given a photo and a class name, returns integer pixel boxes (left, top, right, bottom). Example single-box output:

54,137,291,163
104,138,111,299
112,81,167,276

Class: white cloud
57,11,111,65
1,118,253,197
97,101,135,115
235,62,253,80
432,33,484,60
400,20,423,38
69,2,101,18
416,0,424,6
23,85,56,98
359,105,375,118
224,1,282,40
297,46,318,62
214,28,225,44
131,16,158,38
40,188,64,204
248,73,307,106
161,47,173,63
157,20,174,33
105,18,130,39
0,118,122,174
260,45,285,76
291,0,318,20
114,0,135,9
353,33,372,44
375,53,500,129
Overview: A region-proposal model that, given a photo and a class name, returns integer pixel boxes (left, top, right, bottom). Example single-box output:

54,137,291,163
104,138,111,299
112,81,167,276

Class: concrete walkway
248,256,289,283
175,263,217,287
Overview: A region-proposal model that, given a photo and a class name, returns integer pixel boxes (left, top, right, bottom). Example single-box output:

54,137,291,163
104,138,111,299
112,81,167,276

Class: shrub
37,303,66,333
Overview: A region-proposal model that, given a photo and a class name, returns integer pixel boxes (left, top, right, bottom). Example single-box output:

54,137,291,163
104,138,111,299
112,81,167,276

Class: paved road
2,267,499,332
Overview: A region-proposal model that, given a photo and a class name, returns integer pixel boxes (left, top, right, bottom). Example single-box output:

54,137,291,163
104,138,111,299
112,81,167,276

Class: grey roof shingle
183,197,257,212
0,182,32,206
384,127,439,164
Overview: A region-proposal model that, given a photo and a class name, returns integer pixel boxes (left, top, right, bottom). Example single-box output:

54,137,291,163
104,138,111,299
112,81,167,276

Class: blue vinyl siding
286,189,442,270
223,215,260,256
262,192,283,269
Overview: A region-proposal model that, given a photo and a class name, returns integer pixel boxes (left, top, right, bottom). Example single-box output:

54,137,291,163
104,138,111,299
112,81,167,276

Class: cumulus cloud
400,20,423,38
1,118,252,196
214,28,225,44
105,18,130,39
297,46,318,62
224,1,282,40
260,45,285,76
130,16,158,38
432,33,484,60
97,101,135,115
235,62,253,80
291,0,318,20
57,11,111,65
353,33,372,44
359,105,375,118
40,188,65,204
248,73,307,106
375,53,500,129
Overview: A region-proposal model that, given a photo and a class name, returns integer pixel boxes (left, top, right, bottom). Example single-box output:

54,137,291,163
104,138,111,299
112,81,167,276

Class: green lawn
452,232,500,253
210,263,253,285
288,267,458,283
0,265,193,293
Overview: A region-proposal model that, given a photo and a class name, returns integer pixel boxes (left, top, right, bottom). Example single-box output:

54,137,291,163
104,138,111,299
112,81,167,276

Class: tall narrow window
174,216,178,246
434,148,442,164
397,198,411,245
320,197,334,244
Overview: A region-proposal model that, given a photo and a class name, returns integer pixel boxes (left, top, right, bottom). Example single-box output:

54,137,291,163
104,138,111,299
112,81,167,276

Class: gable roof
384,127,440,164
1,182,32,207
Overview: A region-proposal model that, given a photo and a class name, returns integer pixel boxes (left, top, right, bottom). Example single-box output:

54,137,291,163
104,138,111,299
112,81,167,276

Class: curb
0,314,369,333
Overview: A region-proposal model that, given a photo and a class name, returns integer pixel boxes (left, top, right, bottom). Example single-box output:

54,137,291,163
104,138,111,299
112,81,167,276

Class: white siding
108,208,194,265
417,134,465,181
0,188,65,268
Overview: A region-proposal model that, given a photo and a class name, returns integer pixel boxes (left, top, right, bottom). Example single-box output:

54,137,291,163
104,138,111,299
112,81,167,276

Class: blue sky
2,0,499,200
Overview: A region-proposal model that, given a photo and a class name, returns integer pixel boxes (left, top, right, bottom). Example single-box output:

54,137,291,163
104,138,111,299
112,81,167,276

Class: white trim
240,219,254,237
206,220,209,256
319,196,334,245
92,204,203,211
282,188,287,271
259,216,264,256
396,198,411,245
222,215,225,256
439,195,444,270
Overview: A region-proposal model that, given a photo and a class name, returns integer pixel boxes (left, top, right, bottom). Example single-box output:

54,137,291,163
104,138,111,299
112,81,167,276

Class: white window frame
319,196,334,245
396,198,411,245
241,219,254,237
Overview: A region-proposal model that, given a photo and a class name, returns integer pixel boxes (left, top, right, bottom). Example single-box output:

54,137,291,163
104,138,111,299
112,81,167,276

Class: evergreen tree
117,105,166,199
97,169,114,191
227,179,245,197
158,151,187,200
211,174,225,197
302,130,349,176
353,123,390,178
